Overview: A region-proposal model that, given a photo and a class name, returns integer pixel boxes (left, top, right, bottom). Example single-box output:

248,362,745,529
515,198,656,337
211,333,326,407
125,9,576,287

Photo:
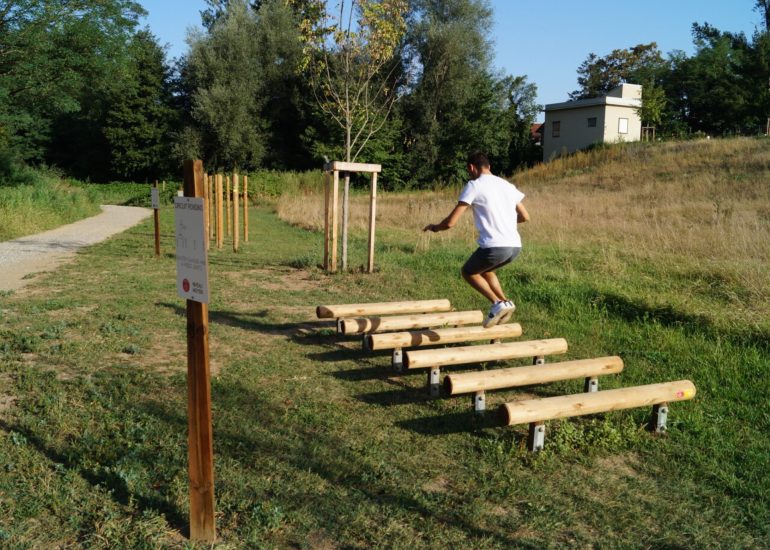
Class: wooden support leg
427,367,441,397
392,348,403,373
584,376,599,393
473,391,486,414
367,172,377,273
648,403,669,433
528,421,546,452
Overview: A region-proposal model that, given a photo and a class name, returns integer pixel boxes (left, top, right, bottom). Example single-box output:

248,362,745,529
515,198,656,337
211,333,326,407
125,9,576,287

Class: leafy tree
0,0,145,164
185,0,268,170
570,42,668,100
306,0,409,163
103,30,178,180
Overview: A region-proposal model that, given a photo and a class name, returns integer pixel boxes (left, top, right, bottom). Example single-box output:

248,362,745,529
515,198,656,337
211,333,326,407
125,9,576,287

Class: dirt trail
0,205,151,291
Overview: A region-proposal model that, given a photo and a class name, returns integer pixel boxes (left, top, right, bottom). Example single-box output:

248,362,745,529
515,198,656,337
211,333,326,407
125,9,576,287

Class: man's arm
516,202,530,223
423,202,469,232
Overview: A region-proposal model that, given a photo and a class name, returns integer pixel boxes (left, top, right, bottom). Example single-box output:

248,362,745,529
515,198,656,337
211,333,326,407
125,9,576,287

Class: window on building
552,121,560,137
618,117,629,134
587,117,597,127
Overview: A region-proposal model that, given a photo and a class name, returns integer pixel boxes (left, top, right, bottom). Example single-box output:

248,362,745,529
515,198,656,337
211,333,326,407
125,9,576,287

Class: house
542,83,642,161
530,123,543,146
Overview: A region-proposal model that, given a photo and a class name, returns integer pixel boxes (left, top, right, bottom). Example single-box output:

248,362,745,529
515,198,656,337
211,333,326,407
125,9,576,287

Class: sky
138,0,763,117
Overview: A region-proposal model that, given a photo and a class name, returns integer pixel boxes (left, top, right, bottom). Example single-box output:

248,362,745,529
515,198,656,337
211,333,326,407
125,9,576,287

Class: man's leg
462,271,499,303
481,271,507,302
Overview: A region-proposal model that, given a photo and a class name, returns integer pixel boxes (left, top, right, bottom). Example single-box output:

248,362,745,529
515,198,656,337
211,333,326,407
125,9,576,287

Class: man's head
467,151,491,180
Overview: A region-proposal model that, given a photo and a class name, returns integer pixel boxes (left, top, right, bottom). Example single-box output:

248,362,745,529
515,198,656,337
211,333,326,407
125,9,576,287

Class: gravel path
0,205,152,291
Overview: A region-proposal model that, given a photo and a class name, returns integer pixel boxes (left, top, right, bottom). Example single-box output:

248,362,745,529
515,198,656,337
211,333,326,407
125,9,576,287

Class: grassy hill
0,137,768,547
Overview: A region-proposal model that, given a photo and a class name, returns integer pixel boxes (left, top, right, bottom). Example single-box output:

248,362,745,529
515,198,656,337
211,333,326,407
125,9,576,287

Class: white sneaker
498,300,516,324
483,301,510,328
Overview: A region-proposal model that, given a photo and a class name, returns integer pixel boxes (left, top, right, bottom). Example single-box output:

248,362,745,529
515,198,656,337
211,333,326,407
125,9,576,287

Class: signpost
152,183,160,257
178,160,215,542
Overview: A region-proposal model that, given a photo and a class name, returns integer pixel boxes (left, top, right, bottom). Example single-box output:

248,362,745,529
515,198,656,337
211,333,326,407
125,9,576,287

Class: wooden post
232,172,239,252
153,181,160,257
323,171,331,269
367,172,377,273
242,174,249,243
225,175,231,238
208,174,214,242
342,172,350,270
330,170,339,272
203,175,210,251
182,159,216,543
216,174,223,249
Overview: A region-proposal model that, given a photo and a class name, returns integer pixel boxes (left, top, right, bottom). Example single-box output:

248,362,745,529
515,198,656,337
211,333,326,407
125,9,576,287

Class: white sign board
174,197,209,303
151,187,160,210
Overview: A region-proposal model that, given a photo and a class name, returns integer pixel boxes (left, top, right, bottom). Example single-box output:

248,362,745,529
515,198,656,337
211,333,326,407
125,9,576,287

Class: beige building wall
602,104,642,144
542,83,643,161
543,106,606,161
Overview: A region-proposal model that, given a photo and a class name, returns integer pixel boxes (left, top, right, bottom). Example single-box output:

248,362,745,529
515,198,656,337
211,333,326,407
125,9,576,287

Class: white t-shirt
458,173,525,248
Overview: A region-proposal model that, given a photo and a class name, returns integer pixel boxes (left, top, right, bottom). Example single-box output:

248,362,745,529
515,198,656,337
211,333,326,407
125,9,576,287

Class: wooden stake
331,170,339,272
232,172,239,252
342,172,350,270
182,159,216,543
323,171,330,269
203,175,210,251
153,181,160,257
216,174,223,249
208,174,214,242
367,171,377,273
225,175,231,237
242,174,249,242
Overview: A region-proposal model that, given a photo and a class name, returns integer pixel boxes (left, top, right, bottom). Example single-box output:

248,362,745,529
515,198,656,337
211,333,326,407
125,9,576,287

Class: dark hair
467,151,490,168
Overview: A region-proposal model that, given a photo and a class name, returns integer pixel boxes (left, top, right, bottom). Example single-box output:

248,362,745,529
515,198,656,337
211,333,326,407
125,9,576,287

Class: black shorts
461,247,520,275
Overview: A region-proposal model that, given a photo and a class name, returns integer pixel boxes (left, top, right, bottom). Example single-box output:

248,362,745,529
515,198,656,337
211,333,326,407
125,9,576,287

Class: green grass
0,203,767,548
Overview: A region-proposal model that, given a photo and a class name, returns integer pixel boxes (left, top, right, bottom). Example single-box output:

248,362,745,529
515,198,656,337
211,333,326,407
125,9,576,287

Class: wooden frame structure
323,161,382,273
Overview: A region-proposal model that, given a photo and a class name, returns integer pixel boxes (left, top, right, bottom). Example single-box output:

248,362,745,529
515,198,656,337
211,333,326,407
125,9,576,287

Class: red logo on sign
182,279,190,292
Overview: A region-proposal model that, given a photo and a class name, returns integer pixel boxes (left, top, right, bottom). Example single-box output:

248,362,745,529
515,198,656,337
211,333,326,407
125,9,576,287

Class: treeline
1,1,768,188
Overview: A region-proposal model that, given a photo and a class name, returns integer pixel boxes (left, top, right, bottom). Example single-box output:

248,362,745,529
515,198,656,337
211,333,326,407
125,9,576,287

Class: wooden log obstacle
444,356,624,414
499,380,696,452
316,299,451,320
339,310,483,337
367,323,523,372
404,338,569,397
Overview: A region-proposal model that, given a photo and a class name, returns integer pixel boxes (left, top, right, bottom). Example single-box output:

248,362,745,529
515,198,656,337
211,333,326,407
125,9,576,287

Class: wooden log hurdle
339,310,483,336
366,323,523,372
316,299,451,319
404,338,569,397
499,380,697,452
444,356,623,414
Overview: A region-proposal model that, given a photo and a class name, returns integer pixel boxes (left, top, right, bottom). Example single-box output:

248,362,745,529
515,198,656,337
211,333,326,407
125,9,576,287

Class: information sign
175,197,209,303
151,187,160,209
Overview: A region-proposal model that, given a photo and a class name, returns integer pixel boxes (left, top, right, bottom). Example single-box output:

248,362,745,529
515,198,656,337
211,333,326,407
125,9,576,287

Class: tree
307,0,408,164
103,30,177,180
185,0,268,170
756,0,770,33
570,43,667,100
0,0,145,164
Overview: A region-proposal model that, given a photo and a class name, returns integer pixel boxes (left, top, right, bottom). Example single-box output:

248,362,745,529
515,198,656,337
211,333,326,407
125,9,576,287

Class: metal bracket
336,318,344,334
427,367,441,397
584,376,599,393
490,338,501,345
473,391,486,414
533,355,545,366
528,422,545,452
649,403,668,433
361,334,371,352
392,348,403,373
